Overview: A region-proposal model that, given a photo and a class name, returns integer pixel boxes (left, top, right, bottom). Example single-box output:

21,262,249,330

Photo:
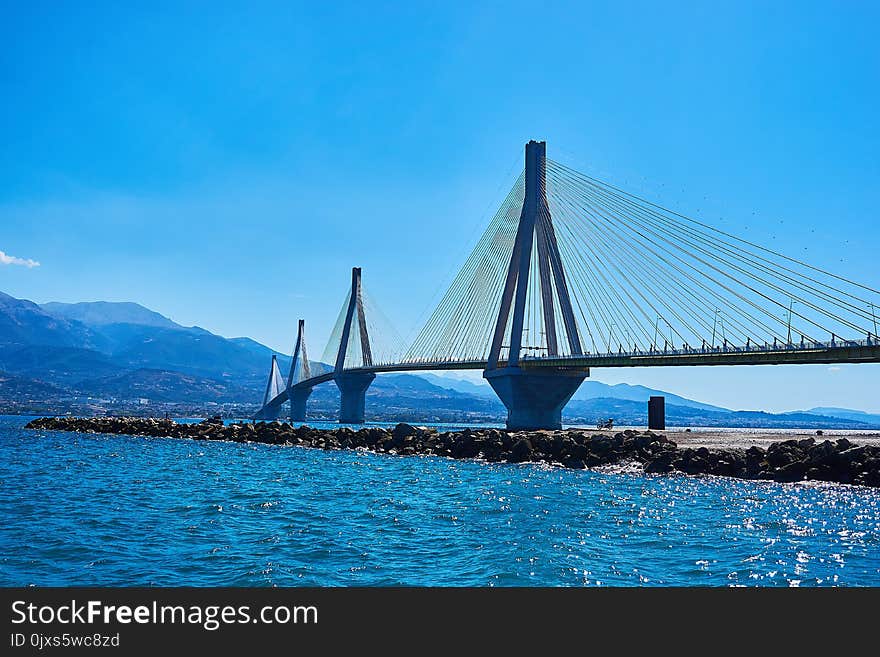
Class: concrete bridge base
484,367,587,430
255,404,284,421
289,387,312,422
335,372,376,424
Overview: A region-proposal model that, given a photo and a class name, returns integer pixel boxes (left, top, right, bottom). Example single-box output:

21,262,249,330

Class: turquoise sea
1,416,878,586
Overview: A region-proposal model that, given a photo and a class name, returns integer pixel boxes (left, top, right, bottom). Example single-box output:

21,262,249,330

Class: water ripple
1,417,879,586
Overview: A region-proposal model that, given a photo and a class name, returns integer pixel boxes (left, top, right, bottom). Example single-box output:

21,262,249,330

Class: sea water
1,416,878,586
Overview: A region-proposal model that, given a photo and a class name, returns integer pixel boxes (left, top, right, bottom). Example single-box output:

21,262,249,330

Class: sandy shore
654,429,880,450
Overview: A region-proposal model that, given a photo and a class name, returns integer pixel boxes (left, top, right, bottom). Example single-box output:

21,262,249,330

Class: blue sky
1,1,878,412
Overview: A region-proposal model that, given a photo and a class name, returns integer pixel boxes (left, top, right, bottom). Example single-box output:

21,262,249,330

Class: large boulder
508,438,534,463
766,440,804,468
774,461,807,483
645,451,675,473
451,435,479,459
392,423,418,440
712,451,746,477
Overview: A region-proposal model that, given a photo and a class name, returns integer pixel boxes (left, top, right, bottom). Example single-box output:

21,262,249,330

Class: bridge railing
518,335,877,362
327,335,877,374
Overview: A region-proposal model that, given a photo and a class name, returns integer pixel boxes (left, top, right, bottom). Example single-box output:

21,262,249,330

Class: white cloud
0,250,40,268
828,366,841,372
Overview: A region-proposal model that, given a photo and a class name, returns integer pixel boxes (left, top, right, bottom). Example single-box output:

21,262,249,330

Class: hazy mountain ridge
801,407,880,425
0,291,107,351
0,292,288,403
76,368,254,403
418,373,497,398
0,370,68,398
572,381,726,411
40,301,180,329
417,375,729,413
566,398,877,429
7,295,289,371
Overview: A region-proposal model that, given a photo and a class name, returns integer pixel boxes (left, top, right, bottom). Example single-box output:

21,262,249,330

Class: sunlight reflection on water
1,417,879,586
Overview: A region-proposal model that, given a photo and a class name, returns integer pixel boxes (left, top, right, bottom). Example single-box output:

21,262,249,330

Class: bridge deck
262,341,880,410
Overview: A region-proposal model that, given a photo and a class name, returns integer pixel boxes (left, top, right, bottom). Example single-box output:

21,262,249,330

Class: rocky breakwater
24,417,880,488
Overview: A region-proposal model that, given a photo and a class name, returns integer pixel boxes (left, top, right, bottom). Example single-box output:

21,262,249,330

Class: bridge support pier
256,405,284,421
335,372,376,424
483,141,587,431
289,387,312,423
485,368,586,431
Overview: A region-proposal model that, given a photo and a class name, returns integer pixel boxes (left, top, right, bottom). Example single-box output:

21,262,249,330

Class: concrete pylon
256,354,285,420
484,141,588,430
334,267,375,424
287,319,312,422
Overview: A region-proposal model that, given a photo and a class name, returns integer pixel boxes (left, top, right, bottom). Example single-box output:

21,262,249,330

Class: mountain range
0,291,285,406
0,290,877,428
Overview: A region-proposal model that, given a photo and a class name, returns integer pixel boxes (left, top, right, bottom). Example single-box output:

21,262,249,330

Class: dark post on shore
648,396,666,430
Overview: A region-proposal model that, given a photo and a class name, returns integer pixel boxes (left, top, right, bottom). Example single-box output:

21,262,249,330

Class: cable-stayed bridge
256,140,880,429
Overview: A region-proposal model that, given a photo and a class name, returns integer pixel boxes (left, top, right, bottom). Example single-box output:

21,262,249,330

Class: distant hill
0,370,68,400
571,381,727,412
0,291,107,350
100,324,279,381
566,398,878,429
36,301,287,382
41,301,181,329
418,373,496,397
0,293,289,405
419,374,729,412
371,373,500,410
76,368,253,403
0,344,120,383
802,407,880,426
373,373,479,396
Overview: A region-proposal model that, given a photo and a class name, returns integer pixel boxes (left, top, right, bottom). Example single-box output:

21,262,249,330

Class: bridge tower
255,354,286,420
334,267,376,423
287,319,312,422
484,140,588,430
